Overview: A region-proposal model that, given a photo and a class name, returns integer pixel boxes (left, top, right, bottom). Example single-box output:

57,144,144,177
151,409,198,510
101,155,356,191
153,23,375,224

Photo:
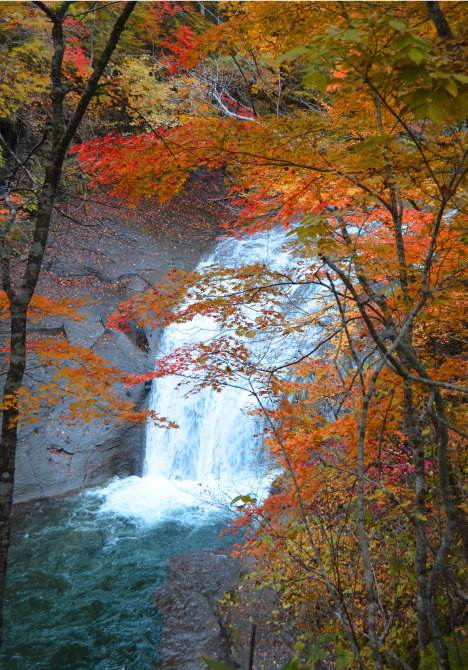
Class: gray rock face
3,176,227,505
154,547,295,670
154,547,242,670
10,254,169,505
12,324,151,504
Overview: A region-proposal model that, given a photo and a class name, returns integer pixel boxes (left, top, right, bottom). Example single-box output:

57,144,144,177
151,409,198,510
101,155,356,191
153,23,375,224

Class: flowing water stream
0,228,292,670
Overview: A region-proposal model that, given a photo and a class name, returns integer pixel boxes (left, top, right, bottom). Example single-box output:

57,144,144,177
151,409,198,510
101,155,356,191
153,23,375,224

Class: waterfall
99,227,292,523
145,337,263,481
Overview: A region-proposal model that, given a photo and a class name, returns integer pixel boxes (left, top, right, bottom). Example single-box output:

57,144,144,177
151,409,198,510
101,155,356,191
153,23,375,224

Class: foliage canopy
77,3,468,669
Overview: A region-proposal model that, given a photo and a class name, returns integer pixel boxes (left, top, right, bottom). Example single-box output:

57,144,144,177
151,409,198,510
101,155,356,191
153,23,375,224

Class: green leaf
394,36,413,50
402,65,432,86
416,514,428,521
302,70,330,91
444,79,458,97
419,67,434,85
335,649,352,670
200,655,235,670
389,20,406,33
413,102,429,121
408,48,424,65
282,655,312,670
453,73,468,84
402,66,420,85
407,35,431,49
296,224,322,240
395,34,431,51
282,657,301,670
307,645,326,663
272,46,310,65
410,89,428,108
230,495,242,505
412,36,431,49
427,103,443,125
355,134,388,155
456,93,468,120
341,29,363,41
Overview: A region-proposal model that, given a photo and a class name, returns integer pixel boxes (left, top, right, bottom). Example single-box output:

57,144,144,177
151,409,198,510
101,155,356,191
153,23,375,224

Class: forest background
2,2,468,670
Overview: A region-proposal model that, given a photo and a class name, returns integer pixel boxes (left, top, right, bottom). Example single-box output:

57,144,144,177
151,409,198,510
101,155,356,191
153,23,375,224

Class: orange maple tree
75,2,468,669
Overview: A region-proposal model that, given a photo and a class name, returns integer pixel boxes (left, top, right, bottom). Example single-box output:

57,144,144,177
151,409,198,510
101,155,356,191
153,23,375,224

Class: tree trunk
0,1,136,648
0,306,27,644
424,1,454,41
402,381,432,653
397,348,454,669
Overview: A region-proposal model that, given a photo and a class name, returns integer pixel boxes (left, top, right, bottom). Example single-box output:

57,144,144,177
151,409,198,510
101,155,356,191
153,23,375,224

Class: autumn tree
0,0,140,648
76,1,468,668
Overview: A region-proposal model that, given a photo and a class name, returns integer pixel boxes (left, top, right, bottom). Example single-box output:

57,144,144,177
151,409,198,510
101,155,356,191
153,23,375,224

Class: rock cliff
4,172,228,505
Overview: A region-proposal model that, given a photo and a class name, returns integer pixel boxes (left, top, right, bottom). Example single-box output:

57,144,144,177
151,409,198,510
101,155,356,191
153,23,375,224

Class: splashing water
100,227,293,522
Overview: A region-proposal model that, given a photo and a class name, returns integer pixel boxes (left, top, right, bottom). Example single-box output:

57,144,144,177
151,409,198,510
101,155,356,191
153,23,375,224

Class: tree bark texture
402,381,431,653
356,392,385,670
424,1,454,41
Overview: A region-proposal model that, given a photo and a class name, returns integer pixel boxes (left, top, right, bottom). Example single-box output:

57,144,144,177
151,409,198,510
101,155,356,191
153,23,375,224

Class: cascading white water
99,228,293,523
145,340,262,481
145,228,297,481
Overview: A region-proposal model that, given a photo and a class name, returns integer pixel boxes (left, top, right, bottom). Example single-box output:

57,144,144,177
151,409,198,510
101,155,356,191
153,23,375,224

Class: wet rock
154,547,295,670
269,474,289,496
124,319,150,353
154,547,242,670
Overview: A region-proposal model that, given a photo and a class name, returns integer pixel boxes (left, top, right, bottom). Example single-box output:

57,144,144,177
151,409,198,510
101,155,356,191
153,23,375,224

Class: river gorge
1,227,289,670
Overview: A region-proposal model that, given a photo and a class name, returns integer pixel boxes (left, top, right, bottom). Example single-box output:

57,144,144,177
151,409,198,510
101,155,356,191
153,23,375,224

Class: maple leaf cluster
73,3,468,668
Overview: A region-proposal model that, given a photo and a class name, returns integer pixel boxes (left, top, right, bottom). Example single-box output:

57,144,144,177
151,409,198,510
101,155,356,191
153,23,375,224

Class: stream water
0,228,292,670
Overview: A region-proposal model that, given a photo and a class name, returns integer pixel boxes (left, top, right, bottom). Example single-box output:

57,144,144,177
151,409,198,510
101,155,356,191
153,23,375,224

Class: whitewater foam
98,228,292,523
